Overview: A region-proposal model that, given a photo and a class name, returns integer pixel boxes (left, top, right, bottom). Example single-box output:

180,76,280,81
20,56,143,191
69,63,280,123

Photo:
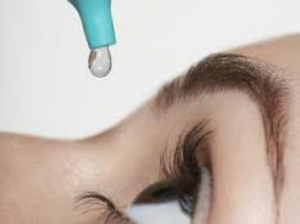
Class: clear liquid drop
88,47,112,78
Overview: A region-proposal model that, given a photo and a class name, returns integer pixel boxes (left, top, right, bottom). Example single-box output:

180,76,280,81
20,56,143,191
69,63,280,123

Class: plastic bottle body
69,0,116,49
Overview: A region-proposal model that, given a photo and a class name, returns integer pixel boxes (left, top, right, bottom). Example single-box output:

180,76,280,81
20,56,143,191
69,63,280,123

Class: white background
0,0,299,223
0,0,299,138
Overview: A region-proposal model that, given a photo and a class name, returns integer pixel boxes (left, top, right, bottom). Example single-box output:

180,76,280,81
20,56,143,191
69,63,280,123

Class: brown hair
157,53,289,218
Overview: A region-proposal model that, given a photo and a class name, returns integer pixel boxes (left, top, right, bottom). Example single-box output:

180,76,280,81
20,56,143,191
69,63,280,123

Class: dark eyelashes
74,191,136,224
73,122,212,223
73,121,212,223
160,120,212,216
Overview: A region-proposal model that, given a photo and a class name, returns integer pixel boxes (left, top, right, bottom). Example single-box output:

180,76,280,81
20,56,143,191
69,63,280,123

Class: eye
134,180,178,204
134,166,212,221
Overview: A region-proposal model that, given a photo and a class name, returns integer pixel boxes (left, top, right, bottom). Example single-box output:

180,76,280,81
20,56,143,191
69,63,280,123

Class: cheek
0,146,97,223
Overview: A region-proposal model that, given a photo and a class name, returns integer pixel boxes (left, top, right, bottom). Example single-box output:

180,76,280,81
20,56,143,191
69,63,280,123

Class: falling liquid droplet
88,47,112,78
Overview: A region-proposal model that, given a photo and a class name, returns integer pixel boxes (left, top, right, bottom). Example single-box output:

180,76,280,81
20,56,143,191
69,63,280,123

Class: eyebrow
155,53,289,217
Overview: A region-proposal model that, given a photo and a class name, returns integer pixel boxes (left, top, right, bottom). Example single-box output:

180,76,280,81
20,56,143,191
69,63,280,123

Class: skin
1,34,300,224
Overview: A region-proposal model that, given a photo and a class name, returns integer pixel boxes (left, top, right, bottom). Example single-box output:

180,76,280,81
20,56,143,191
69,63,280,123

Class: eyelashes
74,191,136,224
74,121,212,223
160,120,212,216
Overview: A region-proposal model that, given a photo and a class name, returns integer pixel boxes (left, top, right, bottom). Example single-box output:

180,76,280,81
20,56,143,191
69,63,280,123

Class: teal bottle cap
69,0,116,49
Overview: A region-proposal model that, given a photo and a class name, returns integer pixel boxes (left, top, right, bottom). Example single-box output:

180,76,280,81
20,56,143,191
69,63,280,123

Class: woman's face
2,35,300,224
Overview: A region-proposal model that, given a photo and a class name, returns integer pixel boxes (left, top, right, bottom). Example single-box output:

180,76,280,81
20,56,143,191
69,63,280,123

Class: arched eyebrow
156,53,289,216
